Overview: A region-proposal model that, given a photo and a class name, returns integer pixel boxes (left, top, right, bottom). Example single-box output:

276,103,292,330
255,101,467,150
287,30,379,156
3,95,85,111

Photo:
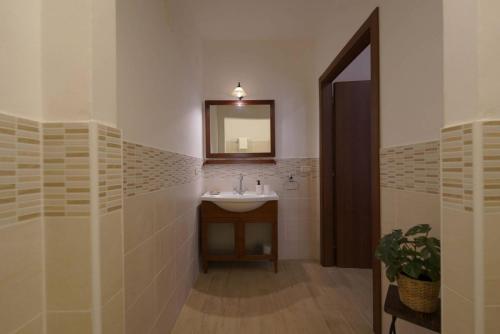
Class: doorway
319,8,381,334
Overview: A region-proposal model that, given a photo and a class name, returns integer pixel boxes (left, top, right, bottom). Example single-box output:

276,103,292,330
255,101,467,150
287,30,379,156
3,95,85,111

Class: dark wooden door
333,80,372,268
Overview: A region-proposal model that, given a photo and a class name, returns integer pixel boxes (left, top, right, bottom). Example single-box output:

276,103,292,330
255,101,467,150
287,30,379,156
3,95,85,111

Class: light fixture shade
232,82,247,100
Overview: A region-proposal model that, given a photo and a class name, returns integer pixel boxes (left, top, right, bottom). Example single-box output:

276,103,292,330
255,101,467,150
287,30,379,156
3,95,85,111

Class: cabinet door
243,222,274,257
205,222,236,257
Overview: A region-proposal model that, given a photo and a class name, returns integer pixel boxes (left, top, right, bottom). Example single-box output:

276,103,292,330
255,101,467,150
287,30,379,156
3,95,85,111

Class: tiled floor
172,260,373,334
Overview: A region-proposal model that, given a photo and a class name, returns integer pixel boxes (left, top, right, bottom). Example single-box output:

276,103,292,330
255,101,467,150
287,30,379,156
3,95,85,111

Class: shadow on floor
172,260,373,333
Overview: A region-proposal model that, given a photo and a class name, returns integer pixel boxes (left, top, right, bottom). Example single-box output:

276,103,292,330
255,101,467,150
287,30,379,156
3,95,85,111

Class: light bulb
231,82,247,100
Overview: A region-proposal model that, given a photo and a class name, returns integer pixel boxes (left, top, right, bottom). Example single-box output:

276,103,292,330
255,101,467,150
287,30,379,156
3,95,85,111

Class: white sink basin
201,191,279,213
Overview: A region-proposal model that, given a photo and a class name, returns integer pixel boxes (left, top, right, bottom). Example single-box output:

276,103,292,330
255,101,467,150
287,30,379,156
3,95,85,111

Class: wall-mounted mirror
205,100,275,161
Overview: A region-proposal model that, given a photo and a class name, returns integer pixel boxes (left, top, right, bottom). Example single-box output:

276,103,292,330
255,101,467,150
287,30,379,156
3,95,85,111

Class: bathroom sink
201,191,279,213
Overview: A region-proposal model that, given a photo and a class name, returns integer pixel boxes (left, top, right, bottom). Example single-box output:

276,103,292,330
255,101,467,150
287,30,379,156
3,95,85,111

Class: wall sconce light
232,82,247,100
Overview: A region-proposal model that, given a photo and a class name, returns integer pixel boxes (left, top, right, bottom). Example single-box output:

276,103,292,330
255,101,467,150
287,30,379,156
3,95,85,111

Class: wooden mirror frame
204,100,276,161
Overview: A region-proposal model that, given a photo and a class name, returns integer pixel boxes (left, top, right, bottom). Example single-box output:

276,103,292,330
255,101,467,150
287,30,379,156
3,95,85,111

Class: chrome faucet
234,173,244,195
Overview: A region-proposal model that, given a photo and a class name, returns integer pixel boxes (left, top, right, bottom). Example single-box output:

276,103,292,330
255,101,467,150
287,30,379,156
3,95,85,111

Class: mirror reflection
209,104,272,154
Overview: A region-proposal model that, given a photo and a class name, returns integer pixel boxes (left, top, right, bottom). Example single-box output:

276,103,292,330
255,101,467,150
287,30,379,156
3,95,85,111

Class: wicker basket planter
397,274,440,313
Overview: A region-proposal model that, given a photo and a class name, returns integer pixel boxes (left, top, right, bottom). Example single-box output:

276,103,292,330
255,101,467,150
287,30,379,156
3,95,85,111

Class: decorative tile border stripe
202,158,319,181
123,141,203,197
441,124,473,211
0,114,42,226
98,125,123,214
43,123,90,217
483,121,500,213
380,141,440,194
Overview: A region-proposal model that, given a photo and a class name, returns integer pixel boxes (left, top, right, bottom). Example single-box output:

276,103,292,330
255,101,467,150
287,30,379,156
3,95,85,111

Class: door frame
319,8,381,334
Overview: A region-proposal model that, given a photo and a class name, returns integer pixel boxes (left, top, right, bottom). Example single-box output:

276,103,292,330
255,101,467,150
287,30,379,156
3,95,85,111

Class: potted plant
375,224,440,313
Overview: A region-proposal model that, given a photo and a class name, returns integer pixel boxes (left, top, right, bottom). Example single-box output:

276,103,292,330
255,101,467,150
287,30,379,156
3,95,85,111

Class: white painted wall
203,40,316,158
191,0,333,41
443,0,500,125
1,0,116,124
478,0,500,120
314,0,444,149
91,0,117,126
443,0,478,126
0,0,42,120
42,0,117,125
117,0,203,158
42,0,92,122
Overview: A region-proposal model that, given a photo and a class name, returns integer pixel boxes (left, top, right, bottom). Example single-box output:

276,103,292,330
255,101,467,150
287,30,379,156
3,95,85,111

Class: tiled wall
42,122,93,332
43,123,91,218
123,142,202,197
380,140,441,334
0,117,127,334
483,121,500,213
380,140,440,194
97,124,125,334
483,121,500,333
441,125,473,211
122,141,203,334
440,121,500,333
98,125,123,214
0,113,202,334
0,114,43,333
203,159,320,259
440,124,475,333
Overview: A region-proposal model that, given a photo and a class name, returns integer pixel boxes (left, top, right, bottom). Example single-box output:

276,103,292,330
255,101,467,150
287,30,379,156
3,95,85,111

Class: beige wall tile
124,236,155,310
154,224,175,273
485,278,500,307
486,306,500,334
154,260,176,316
175,182,202,215
442,208,474,300
125,282,156,334
442,287,474,334
381,187,396,234
395,191,441,236
173,214,191,252
100,210,124,304
485,213,500,306
278,198,312,222
441,124,473,212
47,311,92,334
150,289,181,334
14,314,43,334
102,291,125,334
174,238,191,281
123,193,155,252
45,218,92,311
97,124,123,215
123,141,203,198
153,190,176,232
42,123,90,219
121,141,213,333
0,221,43,334
483,121,500,214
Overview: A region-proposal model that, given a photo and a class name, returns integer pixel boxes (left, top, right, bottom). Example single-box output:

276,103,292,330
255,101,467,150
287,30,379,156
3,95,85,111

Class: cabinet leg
389,316,397,334
274,260,278,273
203,260,208,274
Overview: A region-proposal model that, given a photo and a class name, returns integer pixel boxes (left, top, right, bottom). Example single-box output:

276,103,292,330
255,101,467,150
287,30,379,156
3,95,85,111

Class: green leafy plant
375,224,440,283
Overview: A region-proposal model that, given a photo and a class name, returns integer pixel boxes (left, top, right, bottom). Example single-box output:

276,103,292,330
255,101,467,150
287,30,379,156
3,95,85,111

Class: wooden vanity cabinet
200,200,278,273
